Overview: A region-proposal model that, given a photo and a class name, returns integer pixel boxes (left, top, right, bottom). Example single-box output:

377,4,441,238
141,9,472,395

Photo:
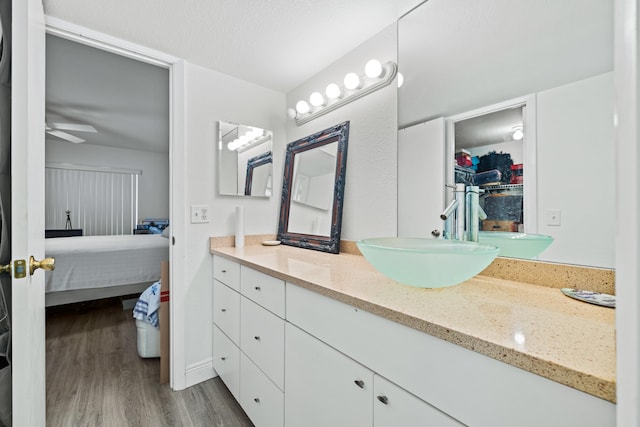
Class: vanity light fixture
227,127,269,151
289,59,399,125
512,126,524,141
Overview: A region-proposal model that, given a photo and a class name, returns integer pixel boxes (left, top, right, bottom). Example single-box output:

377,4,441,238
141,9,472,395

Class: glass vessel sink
356,238,500,288
477,231,553,259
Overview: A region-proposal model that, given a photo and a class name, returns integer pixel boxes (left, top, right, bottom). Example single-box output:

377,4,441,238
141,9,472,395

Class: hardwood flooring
46,297,253,427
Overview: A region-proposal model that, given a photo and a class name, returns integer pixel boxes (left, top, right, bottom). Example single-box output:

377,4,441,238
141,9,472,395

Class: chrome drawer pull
377,395,389,405
221,308,227,312
254,336,261,341
254,398,260,403
254,286,261,291
354,379,365,389
221,357,227,361
221,269,227,273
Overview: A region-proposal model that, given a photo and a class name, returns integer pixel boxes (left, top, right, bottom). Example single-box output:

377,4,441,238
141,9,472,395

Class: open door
9,0,47,424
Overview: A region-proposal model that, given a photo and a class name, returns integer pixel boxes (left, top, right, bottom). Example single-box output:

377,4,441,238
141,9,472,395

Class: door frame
444,94,538,234
45,17,188,390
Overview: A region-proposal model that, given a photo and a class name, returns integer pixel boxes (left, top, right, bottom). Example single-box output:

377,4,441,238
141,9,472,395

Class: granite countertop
211,242,616,403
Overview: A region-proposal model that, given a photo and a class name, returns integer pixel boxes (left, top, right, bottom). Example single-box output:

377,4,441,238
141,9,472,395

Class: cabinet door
213,280,241,345
213,255,240,290
240,352,284,427
212,325,240,401
240,296,285,390
374,375,464,427
285,323,373,427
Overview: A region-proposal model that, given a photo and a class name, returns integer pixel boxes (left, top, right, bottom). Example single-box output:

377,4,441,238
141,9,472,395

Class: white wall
182,62,285,378
536,72,614,268
285,23,398,240
45,140,169,220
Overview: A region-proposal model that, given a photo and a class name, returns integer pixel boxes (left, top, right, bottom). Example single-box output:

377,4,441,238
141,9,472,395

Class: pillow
161,226,171,238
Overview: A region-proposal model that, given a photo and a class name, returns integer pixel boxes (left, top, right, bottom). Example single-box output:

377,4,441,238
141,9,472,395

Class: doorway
445,95,537,234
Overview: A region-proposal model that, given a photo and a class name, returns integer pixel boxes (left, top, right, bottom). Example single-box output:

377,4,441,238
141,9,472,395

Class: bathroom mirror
278,121,350,254
398,0,614,268
218,120,273,197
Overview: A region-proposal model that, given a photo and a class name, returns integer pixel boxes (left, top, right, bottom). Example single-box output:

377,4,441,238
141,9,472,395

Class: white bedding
45,234,169,293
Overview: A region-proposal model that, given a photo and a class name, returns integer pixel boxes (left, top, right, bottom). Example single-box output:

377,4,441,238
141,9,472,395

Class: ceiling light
512,126,524,141
325,83,342,99
364,59,384,78
309,92,326,107
344,72,362,90
296,100,310,115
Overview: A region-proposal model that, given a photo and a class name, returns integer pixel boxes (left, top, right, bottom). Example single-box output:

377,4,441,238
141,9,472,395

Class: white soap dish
262,240,281,246
561,288,615,308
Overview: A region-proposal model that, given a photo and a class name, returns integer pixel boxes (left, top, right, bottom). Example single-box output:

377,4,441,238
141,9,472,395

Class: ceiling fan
45,122,97,144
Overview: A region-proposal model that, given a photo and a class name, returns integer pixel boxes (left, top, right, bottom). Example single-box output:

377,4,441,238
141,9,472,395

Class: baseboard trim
185,358,215,388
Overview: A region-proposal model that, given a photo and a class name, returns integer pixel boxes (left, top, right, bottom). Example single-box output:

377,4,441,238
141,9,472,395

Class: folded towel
133,281,161,328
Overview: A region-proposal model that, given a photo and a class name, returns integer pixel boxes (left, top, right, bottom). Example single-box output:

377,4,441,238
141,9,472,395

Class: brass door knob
29,256,55,275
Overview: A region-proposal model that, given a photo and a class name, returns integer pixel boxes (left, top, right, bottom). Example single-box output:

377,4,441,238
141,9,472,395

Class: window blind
45,164,140,236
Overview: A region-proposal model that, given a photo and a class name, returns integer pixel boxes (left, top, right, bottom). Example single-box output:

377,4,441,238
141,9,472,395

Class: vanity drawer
240,296,285,390
212,324,240,401
240,266,285,318
240,352,284,427
213,255,240,291
213,280,240,345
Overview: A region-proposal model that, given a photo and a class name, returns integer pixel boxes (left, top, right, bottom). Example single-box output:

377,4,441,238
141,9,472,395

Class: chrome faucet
440,184,487,242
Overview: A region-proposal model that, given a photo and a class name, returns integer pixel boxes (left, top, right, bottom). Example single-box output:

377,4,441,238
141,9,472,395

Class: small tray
262,240,281,246
561,288,615,308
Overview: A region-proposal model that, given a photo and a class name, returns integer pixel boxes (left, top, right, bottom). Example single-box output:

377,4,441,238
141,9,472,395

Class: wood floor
46,297,254,427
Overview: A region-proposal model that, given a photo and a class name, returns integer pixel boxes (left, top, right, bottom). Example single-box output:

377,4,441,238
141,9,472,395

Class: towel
133,281,161,328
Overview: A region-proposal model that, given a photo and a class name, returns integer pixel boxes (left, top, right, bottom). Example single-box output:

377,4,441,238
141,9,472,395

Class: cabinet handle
221,269,227,273
354,379,365,389
221,357,226,361
377,395,389,405
254,397,260,403
221,308,227,312
254,336,261,341
254,286,261,291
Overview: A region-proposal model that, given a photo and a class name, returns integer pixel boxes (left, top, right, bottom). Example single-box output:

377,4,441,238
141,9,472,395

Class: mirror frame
244,151,273,196
277,121,350,254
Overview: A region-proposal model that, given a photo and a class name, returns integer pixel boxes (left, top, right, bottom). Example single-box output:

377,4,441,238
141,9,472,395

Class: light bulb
512,128,524,141
397,72,404,88
344,72,361,90
364,59,384,78
287,108,297,119
309,92,325,107
296,100,310,114
325,83,342,99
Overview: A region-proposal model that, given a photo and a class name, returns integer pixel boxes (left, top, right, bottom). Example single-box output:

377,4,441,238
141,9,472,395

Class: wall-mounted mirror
278,121,350,254
398,0,614,268
218,120,273,197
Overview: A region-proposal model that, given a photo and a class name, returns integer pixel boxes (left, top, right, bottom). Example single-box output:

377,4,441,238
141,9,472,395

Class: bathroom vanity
210,242,615,427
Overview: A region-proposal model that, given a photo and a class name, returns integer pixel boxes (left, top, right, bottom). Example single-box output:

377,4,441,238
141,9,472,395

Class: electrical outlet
191,205,210,223
546,209,561,226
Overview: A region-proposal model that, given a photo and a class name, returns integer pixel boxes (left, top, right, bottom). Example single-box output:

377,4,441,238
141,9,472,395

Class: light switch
546,209,561,226
191,205,210,223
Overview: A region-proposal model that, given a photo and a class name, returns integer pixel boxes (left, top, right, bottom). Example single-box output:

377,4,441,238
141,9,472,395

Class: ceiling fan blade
50,122,97,133
46,130,86,144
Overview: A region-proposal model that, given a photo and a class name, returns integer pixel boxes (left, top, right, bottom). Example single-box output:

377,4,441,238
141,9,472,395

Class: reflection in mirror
278,122,350,253
398,0,614,268
218,120,273,197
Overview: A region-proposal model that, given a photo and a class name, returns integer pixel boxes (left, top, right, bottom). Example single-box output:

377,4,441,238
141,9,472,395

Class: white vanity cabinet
212,254,614,427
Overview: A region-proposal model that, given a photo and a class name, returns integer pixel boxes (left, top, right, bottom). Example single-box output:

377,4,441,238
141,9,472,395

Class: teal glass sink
478,231,553,259
356,238,500,288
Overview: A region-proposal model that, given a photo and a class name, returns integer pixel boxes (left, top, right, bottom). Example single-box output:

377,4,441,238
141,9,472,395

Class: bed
45,234,170,307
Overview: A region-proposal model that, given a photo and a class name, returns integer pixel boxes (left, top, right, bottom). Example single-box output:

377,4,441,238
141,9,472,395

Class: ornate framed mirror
277,121,350,253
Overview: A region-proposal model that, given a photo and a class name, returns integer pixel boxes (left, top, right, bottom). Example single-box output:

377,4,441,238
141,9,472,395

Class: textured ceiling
43,0,423,93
